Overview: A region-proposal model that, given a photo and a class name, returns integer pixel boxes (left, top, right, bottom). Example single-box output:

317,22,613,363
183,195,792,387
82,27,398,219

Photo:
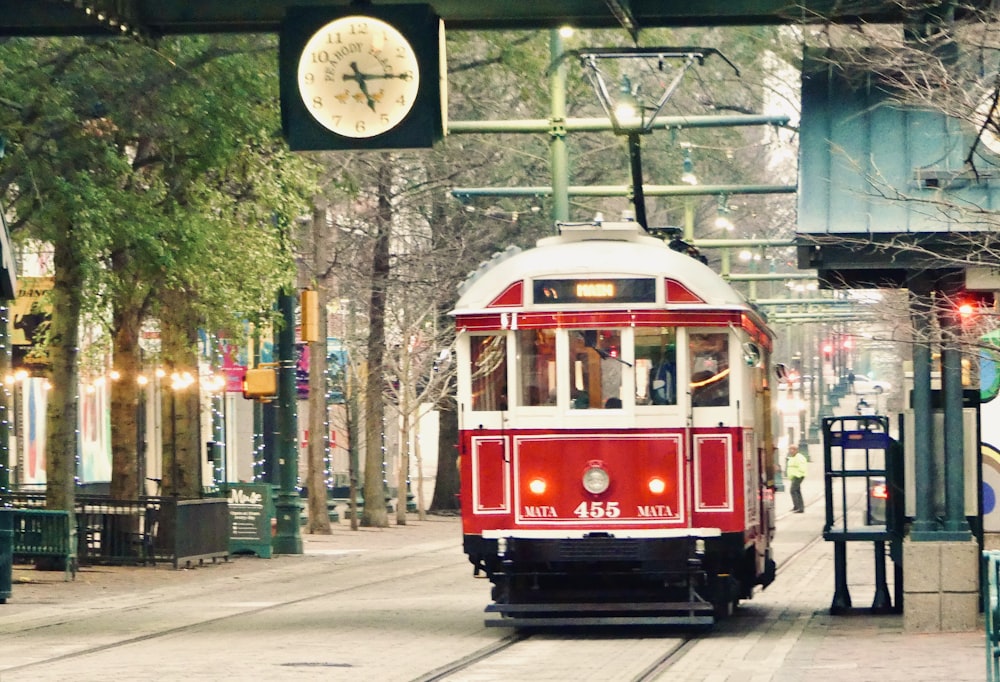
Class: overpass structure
0,1,987,38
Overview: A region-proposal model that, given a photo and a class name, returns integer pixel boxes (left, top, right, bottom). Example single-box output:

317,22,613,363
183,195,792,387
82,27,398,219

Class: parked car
852,374,891,395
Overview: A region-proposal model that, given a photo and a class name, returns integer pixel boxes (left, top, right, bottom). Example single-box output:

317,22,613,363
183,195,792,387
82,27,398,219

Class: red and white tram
453,220,778,626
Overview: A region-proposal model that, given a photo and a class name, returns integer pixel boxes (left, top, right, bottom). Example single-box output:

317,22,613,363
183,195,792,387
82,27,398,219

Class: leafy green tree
0,36,316,504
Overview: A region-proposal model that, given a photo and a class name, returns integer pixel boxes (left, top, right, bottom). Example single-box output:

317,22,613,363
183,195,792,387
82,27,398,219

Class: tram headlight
528,478,547,495
648,477,666,494
582,462,610,495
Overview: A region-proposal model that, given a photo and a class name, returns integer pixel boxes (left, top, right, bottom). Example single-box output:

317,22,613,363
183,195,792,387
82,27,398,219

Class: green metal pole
272,290,302,554
0,305,8,497
910,291,936,537
549,30,570,223
683,198,694,242
942,331,971,536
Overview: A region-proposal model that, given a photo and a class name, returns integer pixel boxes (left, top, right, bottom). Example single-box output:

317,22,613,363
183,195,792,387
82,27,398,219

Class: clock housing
281,5,444,150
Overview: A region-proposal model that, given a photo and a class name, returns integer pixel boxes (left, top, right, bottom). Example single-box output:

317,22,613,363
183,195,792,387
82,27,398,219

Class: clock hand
344,61,377,112
362,72,414,82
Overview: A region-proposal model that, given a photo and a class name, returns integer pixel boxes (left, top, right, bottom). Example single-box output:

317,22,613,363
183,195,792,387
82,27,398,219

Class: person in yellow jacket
785,444,808,513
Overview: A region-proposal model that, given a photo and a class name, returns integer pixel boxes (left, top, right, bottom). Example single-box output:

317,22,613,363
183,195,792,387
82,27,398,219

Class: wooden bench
12,509,76,581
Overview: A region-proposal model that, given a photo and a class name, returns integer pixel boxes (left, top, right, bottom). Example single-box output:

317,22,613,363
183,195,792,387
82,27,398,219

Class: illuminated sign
576,282,615,298
533,278,655,305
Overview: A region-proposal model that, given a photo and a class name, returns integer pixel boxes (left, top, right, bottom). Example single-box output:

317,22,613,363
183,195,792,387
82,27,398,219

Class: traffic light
300,289,319,343
955,291,994,326
822,341,833,361
242,367,277,400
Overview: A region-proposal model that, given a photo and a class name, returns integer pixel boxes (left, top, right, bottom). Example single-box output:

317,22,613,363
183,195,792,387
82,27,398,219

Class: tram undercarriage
465,533,774,627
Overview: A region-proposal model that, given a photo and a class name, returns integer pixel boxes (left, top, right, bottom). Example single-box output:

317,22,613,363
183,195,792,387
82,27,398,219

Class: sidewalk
4,513,462,613
756,444,985,682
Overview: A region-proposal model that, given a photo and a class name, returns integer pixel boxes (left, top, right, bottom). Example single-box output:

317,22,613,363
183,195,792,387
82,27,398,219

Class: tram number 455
573,501,621,518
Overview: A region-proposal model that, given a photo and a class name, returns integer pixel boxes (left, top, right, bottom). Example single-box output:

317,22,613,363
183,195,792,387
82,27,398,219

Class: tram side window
569,329,624,409
469,334,508,411
518,329,556,406
635,328,677,405
689,332,730,407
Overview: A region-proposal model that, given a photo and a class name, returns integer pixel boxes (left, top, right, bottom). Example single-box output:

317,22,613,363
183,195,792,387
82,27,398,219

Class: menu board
226,483,273,558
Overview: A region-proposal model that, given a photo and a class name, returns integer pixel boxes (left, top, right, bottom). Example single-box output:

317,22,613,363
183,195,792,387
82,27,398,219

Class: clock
297,16,420,139
281,5,444,151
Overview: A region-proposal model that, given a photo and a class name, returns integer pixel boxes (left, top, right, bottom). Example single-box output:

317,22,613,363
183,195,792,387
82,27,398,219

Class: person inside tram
650,358,676,405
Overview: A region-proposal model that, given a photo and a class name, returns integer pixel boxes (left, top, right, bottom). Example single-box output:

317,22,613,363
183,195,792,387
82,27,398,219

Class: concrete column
903,538,979,632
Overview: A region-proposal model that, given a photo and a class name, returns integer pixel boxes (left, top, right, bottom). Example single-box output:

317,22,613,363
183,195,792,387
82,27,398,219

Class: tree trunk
159,289,203,498
46,234,82,512
305,201,333,534
430,397,460,512
307,297,332,534
396,385,409,526
413,411,426,521
361,158,392,528
110,305,142,499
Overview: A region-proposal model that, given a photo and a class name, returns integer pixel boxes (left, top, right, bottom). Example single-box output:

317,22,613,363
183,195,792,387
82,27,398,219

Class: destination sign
533,278,656,304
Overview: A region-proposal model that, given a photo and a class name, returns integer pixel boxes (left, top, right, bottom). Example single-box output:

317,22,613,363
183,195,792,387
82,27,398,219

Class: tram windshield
569,329,624,409
635,328,677,406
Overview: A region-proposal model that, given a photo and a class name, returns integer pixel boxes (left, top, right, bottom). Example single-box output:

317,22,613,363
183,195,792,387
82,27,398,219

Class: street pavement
1,460,988,681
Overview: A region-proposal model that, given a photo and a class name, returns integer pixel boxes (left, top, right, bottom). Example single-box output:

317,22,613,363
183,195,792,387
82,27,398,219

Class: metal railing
985,550,1000,682
11,508,76,580
3,493,228,569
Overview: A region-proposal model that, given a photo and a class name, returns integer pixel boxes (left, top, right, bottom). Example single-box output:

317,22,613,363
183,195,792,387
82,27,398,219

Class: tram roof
453,221,750,314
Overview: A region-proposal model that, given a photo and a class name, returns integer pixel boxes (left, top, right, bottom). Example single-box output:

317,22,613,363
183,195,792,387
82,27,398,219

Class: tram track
412,503,830,682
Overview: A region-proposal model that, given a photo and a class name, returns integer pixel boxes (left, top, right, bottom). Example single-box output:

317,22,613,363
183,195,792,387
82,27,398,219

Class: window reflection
518,330,556,406
689,332,730,407
470,334,507,411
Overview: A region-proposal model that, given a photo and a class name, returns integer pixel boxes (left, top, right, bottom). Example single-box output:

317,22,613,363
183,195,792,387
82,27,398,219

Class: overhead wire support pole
452,183,796,198
446,114,791,134
549,29,570,223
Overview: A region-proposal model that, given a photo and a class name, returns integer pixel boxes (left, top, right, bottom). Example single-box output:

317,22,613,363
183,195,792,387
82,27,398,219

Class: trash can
0,508,12,603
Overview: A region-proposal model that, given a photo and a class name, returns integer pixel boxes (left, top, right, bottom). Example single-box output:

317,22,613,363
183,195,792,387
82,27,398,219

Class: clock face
297,16,420,139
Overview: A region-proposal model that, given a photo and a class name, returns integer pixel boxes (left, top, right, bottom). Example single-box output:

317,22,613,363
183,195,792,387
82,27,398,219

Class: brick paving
1,492,989,681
